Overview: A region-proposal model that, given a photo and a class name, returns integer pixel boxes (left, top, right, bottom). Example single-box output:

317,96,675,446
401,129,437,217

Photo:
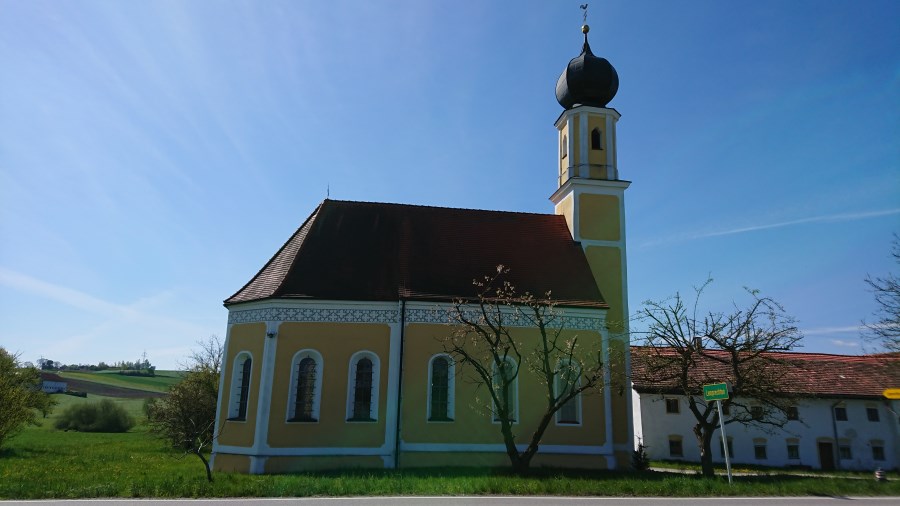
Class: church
211,24,634,474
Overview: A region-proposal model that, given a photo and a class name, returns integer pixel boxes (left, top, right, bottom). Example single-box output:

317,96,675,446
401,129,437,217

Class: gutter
394,299,407,469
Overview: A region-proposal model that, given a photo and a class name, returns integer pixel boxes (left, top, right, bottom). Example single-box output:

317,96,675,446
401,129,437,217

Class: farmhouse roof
226,199,607,309
40,372,66,382
630,346,900,400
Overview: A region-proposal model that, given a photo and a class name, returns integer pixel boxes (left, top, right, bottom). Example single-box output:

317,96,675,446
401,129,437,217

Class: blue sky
1,1,897,369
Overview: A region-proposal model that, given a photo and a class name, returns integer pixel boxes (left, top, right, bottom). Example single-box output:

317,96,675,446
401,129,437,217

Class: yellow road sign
884,388,900,400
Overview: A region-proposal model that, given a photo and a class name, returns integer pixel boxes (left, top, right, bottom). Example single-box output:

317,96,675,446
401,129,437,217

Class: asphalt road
3,497,900,505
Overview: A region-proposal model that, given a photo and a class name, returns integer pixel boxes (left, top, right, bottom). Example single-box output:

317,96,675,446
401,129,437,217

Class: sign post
703,382,732,484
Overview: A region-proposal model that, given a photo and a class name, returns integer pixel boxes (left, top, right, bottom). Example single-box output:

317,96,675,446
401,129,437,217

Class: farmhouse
631,347,900,471
211,25,634,474
39,372,67,394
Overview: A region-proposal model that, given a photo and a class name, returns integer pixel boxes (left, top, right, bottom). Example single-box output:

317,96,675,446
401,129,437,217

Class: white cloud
640,208,900,249
802,325,864,336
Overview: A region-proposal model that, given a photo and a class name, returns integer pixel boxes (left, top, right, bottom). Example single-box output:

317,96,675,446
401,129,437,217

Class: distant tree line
35,354,156,376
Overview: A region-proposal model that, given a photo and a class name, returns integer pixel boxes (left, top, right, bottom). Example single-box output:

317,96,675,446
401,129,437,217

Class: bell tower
549,22,633,465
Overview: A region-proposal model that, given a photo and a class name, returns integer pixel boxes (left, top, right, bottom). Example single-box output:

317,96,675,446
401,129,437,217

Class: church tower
550,23,629,336
549,23,633,460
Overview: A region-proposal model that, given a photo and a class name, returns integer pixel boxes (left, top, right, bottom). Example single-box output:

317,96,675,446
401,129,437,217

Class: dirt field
63,377,165,398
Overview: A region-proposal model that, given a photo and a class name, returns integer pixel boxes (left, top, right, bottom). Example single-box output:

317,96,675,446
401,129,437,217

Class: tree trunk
694,423,715,478
195,449,213,482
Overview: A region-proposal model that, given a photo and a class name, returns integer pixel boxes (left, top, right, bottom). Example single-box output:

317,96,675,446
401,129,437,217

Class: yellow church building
212,25,634,474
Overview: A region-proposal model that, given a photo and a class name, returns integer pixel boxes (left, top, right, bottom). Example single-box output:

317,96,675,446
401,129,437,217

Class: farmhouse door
818,442,835,471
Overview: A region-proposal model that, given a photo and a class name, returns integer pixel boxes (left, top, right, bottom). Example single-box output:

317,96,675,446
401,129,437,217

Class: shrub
632,441,651,472
54,399,135,433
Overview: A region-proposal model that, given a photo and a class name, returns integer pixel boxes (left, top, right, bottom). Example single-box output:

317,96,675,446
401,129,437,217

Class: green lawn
59,370,183,393
2,413,898,500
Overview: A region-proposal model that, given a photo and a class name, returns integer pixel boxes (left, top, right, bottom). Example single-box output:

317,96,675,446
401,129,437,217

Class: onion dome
556,25,619,109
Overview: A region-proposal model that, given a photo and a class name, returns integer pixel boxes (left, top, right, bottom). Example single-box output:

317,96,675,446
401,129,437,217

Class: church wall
578,194,621,242
399,451,610,470
266,322,391,449
400,322,608,450
265,455,386,473
558,122,570,179
571,117,582,168
218,322,266,448
555,193,575,238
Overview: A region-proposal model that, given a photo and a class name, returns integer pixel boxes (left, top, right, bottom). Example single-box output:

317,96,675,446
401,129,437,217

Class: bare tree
147,335,223,482
444,266,608,474
633,279,803,478
863,235,900,353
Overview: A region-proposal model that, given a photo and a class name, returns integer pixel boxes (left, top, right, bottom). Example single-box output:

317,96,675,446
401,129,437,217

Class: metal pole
717,400,733,485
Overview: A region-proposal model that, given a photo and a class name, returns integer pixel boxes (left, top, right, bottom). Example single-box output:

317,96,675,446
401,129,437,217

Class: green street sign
703,382,729,401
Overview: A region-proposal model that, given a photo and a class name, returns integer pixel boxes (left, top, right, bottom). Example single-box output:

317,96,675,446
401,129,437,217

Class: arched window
555,359,582,425
228,352,252,421
288,350,323,422
428,354,455,421
347,351,380,422
591,128,602,150
492,357,518,423
561,134,568,159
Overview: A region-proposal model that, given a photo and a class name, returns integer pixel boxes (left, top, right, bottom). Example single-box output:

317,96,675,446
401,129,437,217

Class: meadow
1,373,897,499
59,370,183,394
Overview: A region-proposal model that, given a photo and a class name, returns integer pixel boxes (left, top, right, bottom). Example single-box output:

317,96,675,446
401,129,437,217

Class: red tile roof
631,346,900,399
226,199,607,309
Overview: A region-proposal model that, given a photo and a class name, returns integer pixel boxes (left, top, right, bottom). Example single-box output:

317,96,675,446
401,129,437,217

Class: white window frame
346,350,380,422
754,438,768,460
554,359,582,426
426,353,455,422
785,438,801,461
227,352,253,421
286,349,324,423
492,356,519,424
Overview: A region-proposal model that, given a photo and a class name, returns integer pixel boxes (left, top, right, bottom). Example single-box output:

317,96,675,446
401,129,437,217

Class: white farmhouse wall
41,380,67,393
633,390,899,471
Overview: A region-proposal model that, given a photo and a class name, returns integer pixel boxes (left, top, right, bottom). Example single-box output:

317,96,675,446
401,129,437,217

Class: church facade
211,25,634,474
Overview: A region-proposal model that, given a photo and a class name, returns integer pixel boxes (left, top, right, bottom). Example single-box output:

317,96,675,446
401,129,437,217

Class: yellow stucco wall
400,451,609,469
267,322,391,449
400,323,607,448
571,116,581,168
213,454,250,473
584,246,625,333
578,194,620,242
554,194,575,237
217,323,266,448
558,123,569,177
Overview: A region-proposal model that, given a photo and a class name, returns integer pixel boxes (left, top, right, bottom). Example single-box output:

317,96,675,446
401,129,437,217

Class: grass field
3,373,897,499
2,413,898,499
59,370,183,393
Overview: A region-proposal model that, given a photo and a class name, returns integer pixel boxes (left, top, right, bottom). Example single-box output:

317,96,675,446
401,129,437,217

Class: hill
58,370,183,397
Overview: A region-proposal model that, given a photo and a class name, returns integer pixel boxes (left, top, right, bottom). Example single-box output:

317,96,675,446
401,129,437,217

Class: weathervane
580,3,590,38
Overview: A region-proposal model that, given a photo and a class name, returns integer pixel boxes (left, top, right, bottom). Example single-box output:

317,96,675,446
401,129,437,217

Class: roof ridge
323,198,558,218
630,345,897,361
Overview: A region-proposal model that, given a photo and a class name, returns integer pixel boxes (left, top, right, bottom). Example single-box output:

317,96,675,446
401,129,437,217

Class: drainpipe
394,299,407,469
830,400,841,471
